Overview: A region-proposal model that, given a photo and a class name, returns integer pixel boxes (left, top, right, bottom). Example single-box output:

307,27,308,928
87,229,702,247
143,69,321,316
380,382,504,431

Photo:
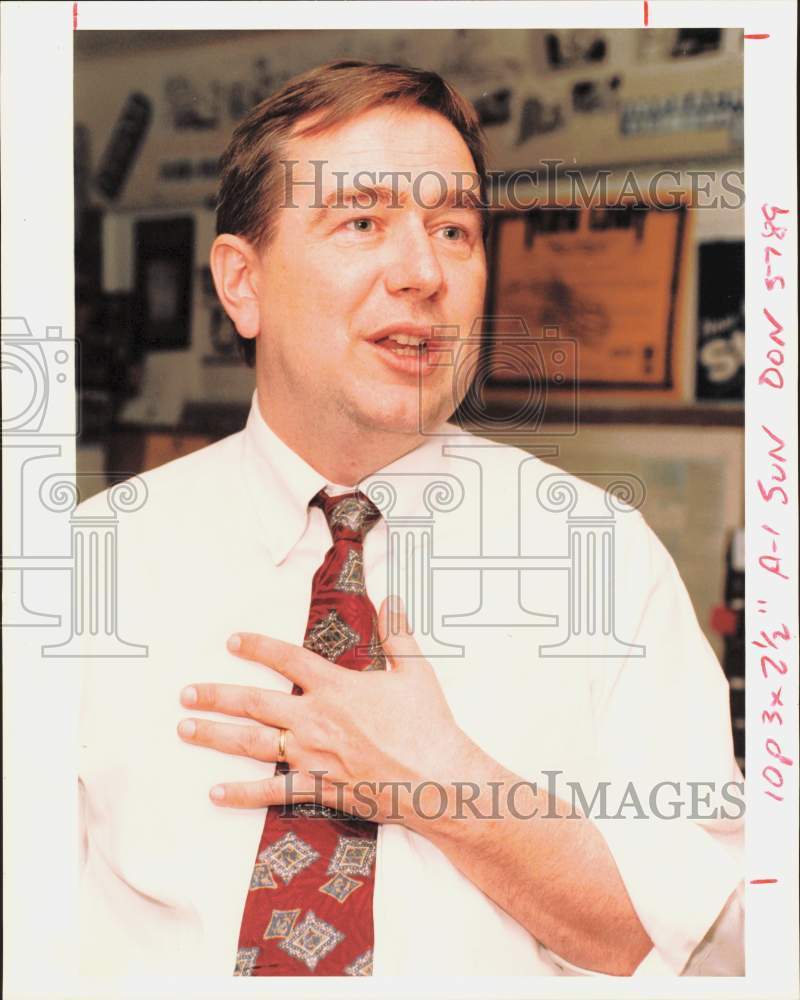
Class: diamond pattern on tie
304,610,359,662
278,910,346,971
335,549,366,594
344,949,374,976
259,832,320,885
364,621,387,671
234,946,259,976
327,836,377,877
319,873,363,903
328,496,379,533
262,908,301,940
249,861,278,890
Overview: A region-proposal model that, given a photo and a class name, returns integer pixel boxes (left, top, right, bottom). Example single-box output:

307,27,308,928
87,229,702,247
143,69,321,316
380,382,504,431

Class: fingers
180,682,298,728
227,633,324,690
377,596,424,670
208,771,319,809
177,718,287,764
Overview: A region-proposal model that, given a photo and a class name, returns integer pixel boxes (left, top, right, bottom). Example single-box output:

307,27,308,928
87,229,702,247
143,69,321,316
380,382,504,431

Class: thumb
377,596,423,670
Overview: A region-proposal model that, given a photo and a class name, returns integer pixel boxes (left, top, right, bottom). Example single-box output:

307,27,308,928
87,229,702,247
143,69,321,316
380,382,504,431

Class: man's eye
440,225,467,241
347,218,376,233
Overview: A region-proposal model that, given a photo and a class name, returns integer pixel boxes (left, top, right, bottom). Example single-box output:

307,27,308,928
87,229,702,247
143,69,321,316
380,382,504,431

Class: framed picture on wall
133,216,194,350
486,200,689,397
695,240,745,401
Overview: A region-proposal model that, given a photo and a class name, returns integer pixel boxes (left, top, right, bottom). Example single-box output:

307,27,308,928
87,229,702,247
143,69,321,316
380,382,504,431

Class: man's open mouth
367,324,443,375
376,333,429,357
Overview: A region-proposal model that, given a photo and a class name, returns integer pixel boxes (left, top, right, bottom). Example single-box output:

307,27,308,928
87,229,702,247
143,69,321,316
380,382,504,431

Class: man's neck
255,393,427,486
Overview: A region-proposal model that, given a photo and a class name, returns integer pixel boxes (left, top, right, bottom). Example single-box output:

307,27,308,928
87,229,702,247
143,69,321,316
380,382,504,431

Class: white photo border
1,2,797,998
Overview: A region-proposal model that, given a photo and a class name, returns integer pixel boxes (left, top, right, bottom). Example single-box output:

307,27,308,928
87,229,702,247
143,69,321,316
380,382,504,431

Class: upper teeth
389,334,426,345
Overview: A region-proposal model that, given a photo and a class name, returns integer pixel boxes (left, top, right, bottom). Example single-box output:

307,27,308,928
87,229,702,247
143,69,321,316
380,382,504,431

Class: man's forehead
284,105,477,179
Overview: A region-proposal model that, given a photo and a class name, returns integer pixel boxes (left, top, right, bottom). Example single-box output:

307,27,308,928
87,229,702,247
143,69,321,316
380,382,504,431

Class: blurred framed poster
133,216,194,350
488,201,688,395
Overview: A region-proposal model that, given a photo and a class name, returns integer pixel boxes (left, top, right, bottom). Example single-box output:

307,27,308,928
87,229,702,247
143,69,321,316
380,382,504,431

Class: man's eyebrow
309,183,484,221
317,185,409,210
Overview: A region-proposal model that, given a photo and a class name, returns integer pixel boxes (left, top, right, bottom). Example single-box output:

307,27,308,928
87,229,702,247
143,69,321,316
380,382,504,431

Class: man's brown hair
215,59,488,366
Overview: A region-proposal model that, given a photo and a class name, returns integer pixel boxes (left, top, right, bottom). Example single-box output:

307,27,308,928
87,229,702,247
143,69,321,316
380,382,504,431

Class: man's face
251,105,487,439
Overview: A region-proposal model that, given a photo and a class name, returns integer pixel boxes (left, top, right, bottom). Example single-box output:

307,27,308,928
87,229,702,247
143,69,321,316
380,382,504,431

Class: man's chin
349,397,453,438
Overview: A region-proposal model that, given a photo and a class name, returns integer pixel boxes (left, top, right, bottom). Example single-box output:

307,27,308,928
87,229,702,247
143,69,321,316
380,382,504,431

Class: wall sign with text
488,201,688,395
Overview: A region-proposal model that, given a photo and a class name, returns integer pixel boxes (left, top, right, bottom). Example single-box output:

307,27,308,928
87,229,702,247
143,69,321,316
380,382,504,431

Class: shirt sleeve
542,884,744,976
549,512,745,976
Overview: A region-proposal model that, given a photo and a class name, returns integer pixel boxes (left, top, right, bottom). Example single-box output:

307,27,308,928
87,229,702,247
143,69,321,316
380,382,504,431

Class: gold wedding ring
277,728,288,763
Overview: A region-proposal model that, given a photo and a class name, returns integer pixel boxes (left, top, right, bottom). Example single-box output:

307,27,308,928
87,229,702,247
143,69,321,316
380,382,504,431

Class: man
79,60,744,980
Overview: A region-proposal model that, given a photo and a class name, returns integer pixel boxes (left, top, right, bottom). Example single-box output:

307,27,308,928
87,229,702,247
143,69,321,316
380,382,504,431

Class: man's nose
383,221,444,299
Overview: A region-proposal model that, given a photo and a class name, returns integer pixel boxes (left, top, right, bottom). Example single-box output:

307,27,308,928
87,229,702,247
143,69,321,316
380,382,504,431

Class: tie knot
312,489,381,543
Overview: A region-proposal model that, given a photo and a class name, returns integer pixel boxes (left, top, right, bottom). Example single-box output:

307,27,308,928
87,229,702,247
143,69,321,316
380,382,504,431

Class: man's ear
209,234,262,342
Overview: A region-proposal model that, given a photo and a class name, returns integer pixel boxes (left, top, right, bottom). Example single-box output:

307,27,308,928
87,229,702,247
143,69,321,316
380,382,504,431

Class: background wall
74,28,746,766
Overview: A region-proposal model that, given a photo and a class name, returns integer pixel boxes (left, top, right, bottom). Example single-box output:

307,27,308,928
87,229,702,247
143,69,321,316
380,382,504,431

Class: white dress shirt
78,393,744,982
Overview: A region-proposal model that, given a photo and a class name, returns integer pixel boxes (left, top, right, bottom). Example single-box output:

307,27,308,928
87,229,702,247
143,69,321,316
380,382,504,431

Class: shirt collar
242,393,328,565
241,391,463,565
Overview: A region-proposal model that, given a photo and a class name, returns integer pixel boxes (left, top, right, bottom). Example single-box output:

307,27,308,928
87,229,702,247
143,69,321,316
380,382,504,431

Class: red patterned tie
234,489,384,977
